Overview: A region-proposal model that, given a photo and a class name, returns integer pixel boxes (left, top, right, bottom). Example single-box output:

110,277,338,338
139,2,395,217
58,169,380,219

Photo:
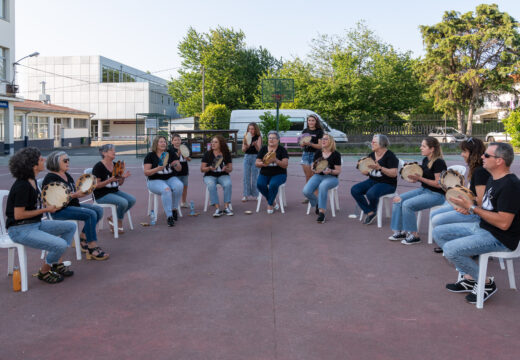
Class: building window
14,115,22,140
102,121,110,139
55,118,71,129
27,116,49,139
0,108,5,141
0,47,6,81
0,0,6,20
74,118,87,128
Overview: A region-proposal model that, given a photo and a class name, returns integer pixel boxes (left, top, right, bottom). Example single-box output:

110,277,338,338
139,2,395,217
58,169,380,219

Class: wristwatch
468,205,477,215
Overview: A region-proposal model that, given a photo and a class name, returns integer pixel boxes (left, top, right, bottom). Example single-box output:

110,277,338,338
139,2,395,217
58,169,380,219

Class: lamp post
11,51,39,90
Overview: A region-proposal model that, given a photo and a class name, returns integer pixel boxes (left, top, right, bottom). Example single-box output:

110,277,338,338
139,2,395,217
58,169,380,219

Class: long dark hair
305,114,323,131
460,137,485,181
212,135,231,160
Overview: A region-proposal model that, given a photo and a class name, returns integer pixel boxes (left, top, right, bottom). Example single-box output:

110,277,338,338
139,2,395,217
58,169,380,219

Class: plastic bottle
13,266,21,292
150,210,156,226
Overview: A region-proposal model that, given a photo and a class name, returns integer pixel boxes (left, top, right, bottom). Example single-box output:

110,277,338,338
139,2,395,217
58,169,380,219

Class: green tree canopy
199,103,231,130
258,112,291,141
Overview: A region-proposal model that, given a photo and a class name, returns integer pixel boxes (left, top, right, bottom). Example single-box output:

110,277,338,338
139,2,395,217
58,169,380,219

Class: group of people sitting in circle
5,113,520,306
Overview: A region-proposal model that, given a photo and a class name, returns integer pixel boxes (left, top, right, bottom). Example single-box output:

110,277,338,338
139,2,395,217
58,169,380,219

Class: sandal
80,240,89,253
51,263,74,277
37,270,64,284
109,227,124,234
86,246,110,261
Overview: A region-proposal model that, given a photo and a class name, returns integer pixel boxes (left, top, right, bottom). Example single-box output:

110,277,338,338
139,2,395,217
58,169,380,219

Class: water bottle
13,266,21,292
150,210,156,226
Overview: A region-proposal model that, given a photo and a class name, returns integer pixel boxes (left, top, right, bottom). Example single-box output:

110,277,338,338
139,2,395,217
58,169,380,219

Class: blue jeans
243,154,259,197
204,175,232,206
147,177,184,217
257,174,287,206
433,222,509,281
176,175,189,187
301,151,315,165
96,190,136,219
390,187,445,233
52,203,103,243
303,174,339,210
8,220,77,265
351,178,396,214
430,202,480,228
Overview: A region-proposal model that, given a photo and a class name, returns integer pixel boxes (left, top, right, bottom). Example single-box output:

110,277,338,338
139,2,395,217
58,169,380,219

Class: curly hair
460,138,485,181
9,147,41,180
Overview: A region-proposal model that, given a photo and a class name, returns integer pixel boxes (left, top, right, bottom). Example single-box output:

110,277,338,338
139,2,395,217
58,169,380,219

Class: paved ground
1,153,520,360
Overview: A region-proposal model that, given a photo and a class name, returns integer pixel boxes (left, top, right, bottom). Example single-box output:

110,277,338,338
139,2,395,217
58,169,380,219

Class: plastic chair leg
506,259,516,289
18,246,28,292
7,247,15,275
111,206,119,239
377,198,384,228
256,194,262,213
329,189,336,217
204,188,209,212
476,254,490,309
126,211,134,230
306,201,311,215
334,188,340,210
72,223,81,261
278,187,285,214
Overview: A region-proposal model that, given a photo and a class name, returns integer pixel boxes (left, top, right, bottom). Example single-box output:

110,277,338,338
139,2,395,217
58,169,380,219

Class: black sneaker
317,212,325,223
172,210,178,221
315,204,319,215
167,216,175,227
363,212,377,225
401,234,421,245
223,207,234,216
465,279,497,304
446,278,476,293
388,231,406,241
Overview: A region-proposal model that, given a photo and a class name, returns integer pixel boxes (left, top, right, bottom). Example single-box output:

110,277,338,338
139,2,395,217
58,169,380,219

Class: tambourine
313,158,329,173
400,162,423,182
212,155,223,169
179,144,190,158
298,133,312,146
445,185,476,210
159,152,169,166
42,182,71,209
75,174,97,195
244,132,252,146
112,160,125,177
356,157,377,176
440,169,465,192
262,151,277,165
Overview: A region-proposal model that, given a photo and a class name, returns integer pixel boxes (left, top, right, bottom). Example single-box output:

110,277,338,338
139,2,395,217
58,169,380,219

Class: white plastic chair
0,190,29,292
203,184,233,212
142,165,182,219
306,186,339,217
256,183,287,214
475,244,520,309
83,168,134,239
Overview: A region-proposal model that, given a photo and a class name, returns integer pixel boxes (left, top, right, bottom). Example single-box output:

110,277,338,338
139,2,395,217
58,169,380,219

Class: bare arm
474,185,486,207
14,205,56,220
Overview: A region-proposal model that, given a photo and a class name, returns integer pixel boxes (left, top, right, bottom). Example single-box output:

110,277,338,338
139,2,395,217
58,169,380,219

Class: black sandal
80,240,89,253
86,246,110,261
37,270,64,284
51,263,74,277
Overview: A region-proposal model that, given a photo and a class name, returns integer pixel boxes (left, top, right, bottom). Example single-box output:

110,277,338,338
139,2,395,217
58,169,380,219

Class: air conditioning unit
6,84,19,94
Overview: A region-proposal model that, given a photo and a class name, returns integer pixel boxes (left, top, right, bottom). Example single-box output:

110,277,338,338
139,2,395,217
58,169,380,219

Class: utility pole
201,65,205,113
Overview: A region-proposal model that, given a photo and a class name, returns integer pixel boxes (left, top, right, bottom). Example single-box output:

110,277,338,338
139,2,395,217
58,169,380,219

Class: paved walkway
1,155,520,360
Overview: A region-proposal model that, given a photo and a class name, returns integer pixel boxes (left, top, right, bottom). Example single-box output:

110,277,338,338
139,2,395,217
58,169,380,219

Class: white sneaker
267,209,274,214
241,197,248,202
273,203,280,211
181,202,189,208
213,209,223,217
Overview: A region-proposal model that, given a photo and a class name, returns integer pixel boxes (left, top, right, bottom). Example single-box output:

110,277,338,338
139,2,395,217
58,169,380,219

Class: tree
502,109,520,147
258,112,291,141
420,4,520,135
199,103,230,130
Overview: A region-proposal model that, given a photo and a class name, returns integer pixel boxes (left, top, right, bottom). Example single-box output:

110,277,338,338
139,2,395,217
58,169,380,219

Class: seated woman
144,136,183,227
169,133,191,208
201,135,233,217
388,136,447,245
241,122,262,202
431,137,490,253
92,144,136,233
256,131,289,214
302,133,341,223
6,147,76,284
43,151,107,260
351,134,399,225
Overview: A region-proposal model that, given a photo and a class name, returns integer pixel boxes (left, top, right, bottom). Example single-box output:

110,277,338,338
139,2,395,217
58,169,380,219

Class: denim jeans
52,203,103,243
430,201,480,228
390,187,445,233
8,220,77,265
433,222,509,281
350,178,396,214
147,177,184,217
176,175,189,187
300,151,315,165
204,175,232,206
96,190,136,219
243,154,259,197
303,174,339,210
257,174,287,206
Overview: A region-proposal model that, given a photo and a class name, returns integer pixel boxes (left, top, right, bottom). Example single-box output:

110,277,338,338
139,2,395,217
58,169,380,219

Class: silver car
428,127,467,143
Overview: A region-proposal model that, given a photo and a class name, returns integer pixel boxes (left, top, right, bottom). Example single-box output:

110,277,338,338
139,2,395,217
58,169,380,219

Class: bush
258,111,291,142
502,110,520,147
199,103,230,130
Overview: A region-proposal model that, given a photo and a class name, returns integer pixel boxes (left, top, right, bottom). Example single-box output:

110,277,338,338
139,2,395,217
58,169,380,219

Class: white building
19,55,178,140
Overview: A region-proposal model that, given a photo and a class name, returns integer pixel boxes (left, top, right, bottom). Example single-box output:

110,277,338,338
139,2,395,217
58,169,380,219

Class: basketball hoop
262,79,294,132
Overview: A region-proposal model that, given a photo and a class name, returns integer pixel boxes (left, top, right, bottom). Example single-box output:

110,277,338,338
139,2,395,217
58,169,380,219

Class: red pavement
1,156,520,360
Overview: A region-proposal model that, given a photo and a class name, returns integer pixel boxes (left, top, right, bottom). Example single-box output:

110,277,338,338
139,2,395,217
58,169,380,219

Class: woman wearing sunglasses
42,151,107,260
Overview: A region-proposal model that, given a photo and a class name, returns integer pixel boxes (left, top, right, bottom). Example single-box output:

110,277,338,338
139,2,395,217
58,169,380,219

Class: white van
230,109,348,143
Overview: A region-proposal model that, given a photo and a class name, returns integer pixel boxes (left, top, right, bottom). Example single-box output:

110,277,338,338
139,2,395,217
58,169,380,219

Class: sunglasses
63,158,70,163
483,152,500,159
467,137,474,144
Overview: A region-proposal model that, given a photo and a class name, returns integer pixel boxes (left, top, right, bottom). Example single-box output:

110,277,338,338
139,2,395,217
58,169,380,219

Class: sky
15,0,520,81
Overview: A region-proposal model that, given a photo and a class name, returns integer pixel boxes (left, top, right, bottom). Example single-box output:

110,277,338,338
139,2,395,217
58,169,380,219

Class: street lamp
10,51,39,92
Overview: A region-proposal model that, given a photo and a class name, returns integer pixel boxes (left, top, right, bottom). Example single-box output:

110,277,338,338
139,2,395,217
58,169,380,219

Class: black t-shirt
314,150,342,177
245,135,260,155
469,166,490,195
302,128,324,153
5,179,42,228
480,174,520,250
144,150,179,181
368,150,399,187
202,151,232,177
42,172,80,207
257,145,289,176
421,157,447,194
169,145,190,176
92,161,119,199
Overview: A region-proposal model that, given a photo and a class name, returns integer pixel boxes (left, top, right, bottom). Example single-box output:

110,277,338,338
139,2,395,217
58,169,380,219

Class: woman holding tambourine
256,131,289,214
300,114,324,203
302,133,342,223
169,133,192,208
241,122,262,202
144,136,183,227
43,151,107,260
388,137,447,245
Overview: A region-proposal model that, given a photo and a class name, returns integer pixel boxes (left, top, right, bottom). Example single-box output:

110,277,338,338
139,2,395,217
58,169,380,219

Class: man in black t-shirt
434,143,520,304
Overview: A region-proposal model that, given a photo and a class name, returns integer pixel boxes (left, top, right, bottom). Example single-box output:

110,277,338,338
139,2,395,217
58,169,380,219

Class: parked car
428,127,467,143
485,131,510,142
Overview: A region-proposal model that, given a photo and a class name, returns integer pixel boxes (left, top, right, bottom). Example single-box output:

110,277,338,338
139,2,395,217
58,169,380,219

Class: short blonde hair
322,133,336,152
